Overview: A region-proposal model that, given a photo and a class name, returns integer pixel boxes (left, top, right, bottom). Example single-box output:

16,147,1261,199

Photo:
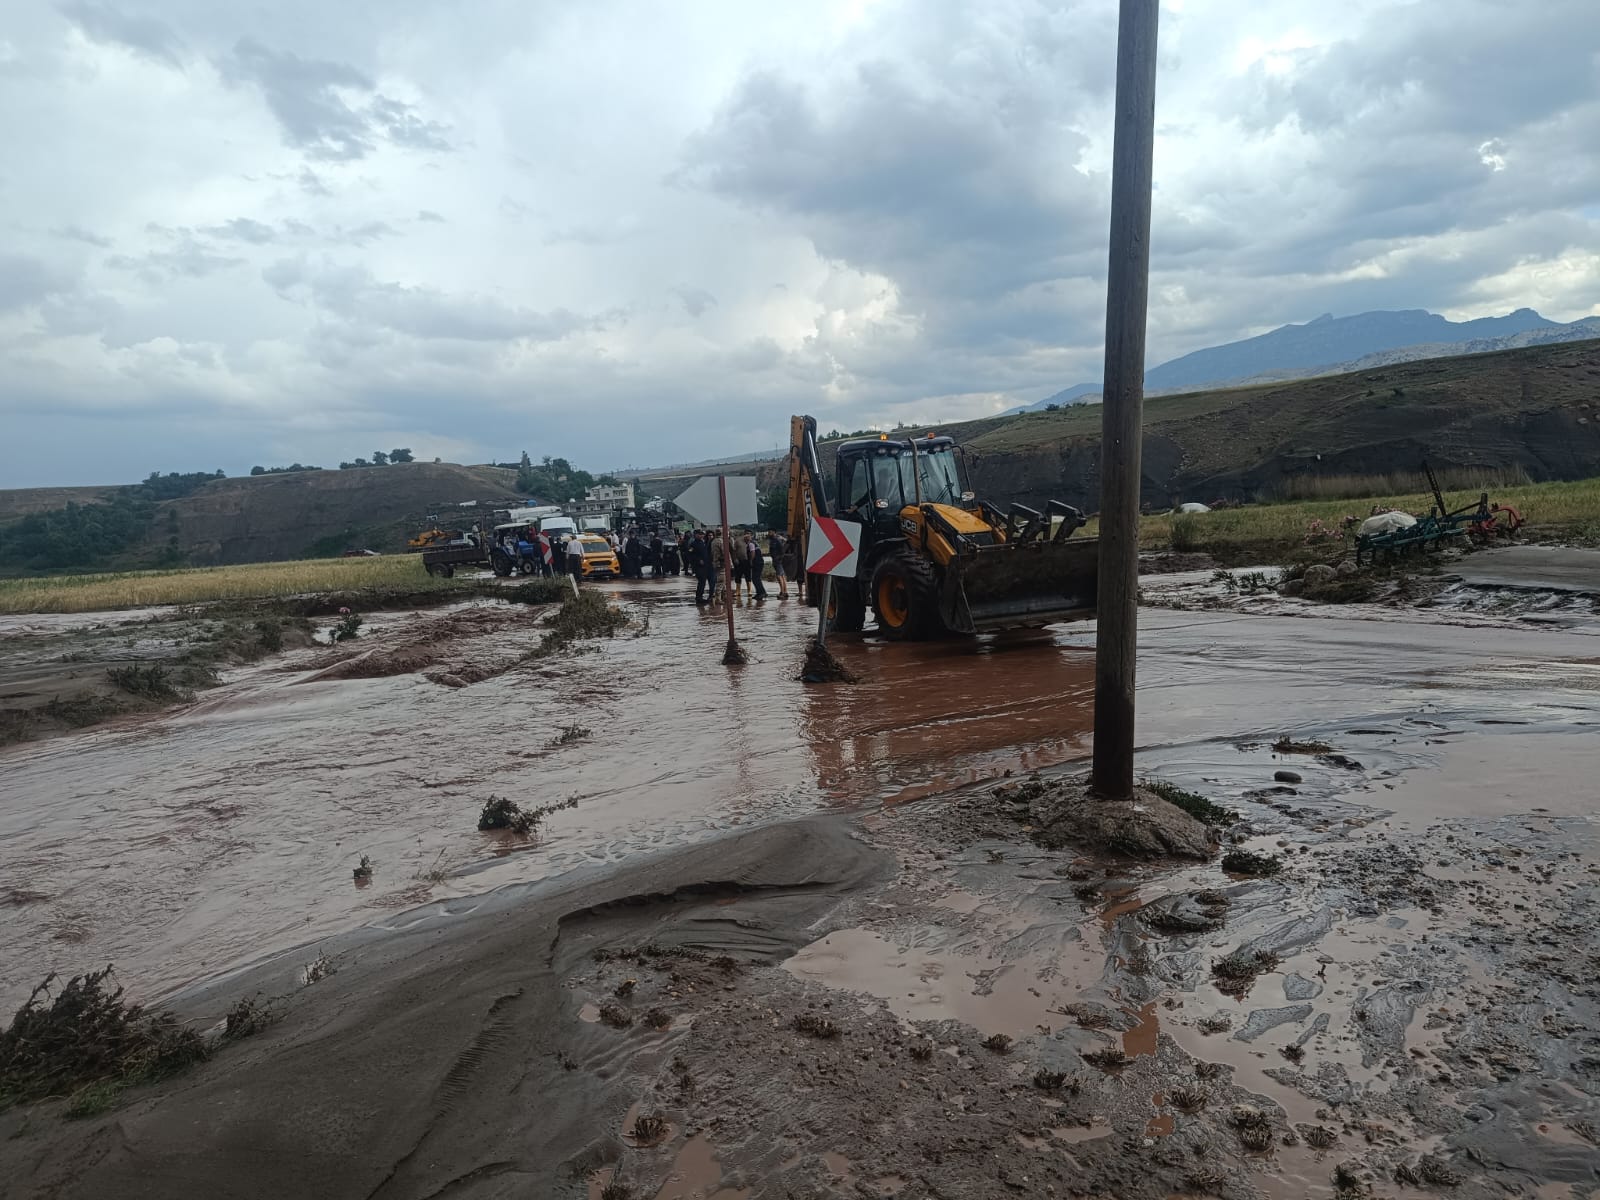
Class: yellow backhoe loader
785,415,1097,638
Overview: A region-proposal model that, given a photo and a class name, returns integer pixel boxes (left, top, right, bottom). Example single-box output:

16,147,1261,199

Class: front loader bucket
940,538,1099,634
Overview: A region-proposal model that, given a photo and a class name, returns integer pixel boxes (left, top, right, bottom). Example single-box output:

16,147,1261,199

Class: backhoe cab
786,415,1098,639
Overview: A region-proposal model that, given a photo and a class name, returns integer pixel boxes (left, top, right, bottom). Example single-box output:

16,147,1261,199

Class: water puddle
651,1135,748,1200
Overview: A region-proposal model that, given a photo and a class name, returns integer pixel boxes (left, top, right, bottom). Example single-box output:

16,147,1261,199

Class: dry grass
0,555,454,614
1078,474,1600,563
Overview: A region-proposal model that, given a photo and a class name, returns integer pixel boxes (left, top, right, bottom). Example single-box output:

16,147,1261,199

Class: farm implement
1354,462,1523,566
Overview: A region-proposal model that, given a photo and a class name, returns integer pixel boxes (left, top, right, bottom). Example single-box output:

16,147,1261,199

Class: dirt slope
635,339,1600,512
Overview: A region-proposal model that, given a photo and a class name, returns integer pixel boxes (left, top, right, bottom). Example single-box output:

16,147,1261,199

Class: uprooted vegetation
0,968,208,1115
537,591,631,652
476,794,579,836
1221,848,1283,877
1141,778,1240,826
1273,734,1335,755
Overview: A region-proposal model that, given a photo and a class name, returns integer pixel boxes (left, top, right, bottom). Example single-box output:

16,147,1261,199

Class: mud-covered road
3,565,1599,1199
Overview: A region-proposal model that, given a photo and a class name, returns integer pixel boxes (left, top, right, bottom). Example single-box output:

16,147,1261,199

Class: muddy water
0,586,1095,1010
3,591,1597,1013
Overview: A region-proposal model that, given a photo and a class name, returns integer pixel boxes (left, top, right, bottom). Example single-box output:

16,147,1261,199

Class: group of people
678,528,793,606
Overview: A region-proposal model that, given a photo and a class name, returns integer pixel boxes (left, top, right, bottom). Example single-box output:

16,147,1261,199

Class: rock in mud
1278,578,1306,597
1233,1004,1314,1043
1028,781,1214,860
1274,769,1303,783
1304,564,1338,587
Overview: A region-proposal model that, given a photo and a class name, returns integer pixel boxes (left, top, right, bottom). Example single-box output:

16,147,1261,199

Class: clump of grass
1197,1014,1233,1035
613,979,637,998
1273,735,1334,755
1033,1068,1068,1091
0,968,208,1114
105,663,181,699
254,619,284,652
1185,1165,1226,1192
1143,779,1239,826
1221,849,1282,877
1144,906,1218,934
1082,1047,1129,1071
549,724,593,747
1302,1125,1338,1149
302,953,336,985
1212,949,1281,994
981,1033,1013,1054
1280,1043,1306,1064
221,994,283,1041
600,1182,633,1200
476,794,578,835
1171,1083,1209,1111
908,1040,934,1061
792,1012,840,1039
330,609,363,641
1416,1155,1464,1186
506,577,571,606
414,850,451,884
644,1008,672,1031
1239,1123,1274,1152
1171,513,1204,553
352,854,373,881
539,591,630,652
630,1114,667,1144
599,1003,633,1029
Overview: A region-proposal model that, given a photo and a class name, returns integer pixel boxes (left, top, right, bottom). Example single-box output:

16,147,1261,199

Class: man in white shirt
566,536,585,580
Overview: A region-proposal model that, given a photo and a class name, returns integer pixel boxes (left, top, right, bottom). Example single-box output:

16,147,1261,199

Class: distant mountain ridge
1024,307,1600,411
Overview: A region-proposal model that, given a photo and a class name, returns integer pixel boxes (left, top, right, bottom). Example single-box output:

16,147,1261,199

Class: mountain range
1022,307,1600,411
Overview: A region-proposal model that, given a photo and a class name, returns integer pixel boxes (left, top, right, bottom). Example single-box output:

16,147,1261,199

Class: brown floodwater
2,584,1596,1012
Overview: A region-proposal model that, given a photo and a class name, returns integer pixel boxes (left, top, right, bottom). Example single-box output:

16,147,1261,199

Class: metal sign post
803,515,862,650
1091,0,1160,801
718,475,737,645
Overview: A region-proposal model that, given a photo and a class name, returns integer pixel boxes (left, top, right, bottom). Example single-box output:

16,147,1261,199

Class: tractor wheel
492,554,513,578
424,563,438,577
441,564,455,578
827,579,866,633
871,553,941,640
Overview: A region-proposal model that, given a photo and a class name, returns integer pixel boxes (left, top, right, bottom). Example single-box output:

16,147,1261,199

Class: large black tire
424,562,438,577
491,553,513,578
441,564,455,578
870,552,941,640
827,579,866,633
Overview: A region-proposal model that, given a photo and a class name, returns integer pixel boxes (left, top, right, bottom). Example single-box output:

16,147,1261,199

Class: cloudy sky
3,0,1597,486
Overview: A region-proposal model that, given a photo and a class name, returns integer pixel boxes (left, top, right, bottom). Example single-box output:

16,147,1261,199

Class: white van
537,515,577,538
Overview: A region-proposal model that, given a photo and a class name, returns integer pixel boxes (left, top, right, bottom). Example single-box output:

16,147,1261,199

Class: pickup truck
421,538,492,578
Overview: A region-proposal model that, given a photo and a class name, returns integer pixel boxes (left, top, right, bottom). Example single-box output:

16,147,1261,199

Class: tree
519,450,532,470
371,450,389,466
757,487,788,531
251,466,266,475
389,447,414,463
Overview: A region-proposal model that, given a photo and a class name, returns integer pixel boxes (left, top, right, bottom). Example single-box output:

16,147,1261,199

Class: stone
1278,579,1306,597
1274,769,1303,784
1336,560,1360,577
1303,564,1337,587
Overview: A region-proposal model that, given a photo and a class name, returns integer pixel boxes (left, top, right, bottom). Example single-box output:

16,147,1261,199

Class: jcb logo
900,517,918,535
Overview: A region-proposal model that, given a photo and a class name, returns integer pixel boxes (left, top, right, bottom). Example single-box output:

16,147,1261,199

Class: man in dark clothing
749,534,768,601
649,534,663,578
661,536,680,576
689,530,710,602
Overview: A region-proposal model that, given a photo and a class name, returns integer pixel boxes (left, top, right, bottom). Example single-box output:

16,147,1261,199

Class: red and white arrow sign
804,515,861,578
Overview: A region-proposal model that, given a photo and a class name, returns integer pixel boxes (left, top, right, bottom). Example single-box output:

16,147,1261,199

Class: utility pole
1092,0,1160,800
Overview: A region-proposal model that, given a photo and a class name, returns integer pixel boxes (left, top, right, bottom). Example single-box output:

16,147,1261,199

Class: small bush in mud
255,620,284,652
538,591,630,652
908,1040,934,1061
711,955,739,973
1194,1060,1226,1079
1081,1047,1128,1071
331,609,363,642
106,663,180,699
630,1114,668,1144
1415,1155,1464,1187
644,1008,672,1031
1144,906,1218,935
1221,849,1282,877
1280,1043,1306,1064
352,854,373,881
1212,949,1281,991
1196,1014,1233,1035
1185,1165,1227,1192
302,953,336,985
981,1033,1013,1054
1142,780,1239,826
550,724,592,747
600,1183,633,1200
221,994,283,1042
1272,734,1333,755
613,979,637,998
1302,1124,1338,1149
792,1012,840,1039
1239,1124,1274,1152
1170,513,1204,553
1194,889,1231,907
1331,1163,1368,1194
1032,1068,1068,1091
599,1003,633,1029
476,795,578,836
0,967,208,1113
1170,1083,1209,1111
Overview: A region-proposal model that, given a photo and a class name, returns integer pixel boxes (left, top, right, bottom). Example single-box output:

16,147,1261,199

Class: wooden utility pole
1092,0,1160,800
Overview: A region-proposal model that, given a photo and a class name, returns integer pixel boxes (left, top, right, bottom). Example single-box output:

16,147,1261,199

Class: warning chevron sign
804,515,861,578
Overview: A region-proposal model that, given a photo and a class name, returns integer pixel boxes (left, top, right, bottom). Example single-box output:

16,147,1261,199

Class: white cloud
0,0,1596,486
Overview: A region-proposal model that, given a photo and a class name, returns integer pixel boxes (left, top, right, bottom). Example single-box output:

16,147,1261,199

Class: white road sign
674,474,759,526
804,515,862,578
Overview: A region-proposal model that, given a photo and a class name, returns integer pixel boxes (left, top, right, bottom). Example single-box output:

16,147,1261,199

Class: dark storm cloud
57,0,185,69
0,254,71,312
263,258,596,343
220,37,454,162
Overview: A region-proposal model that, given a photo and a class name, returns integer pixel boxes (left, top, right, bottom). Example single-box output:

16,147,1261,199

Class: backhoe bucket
940,538,1099,634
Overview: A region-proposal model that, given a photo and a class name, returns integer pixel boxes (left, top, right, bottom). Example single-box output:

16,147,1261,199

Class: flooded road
2,579,1597,1013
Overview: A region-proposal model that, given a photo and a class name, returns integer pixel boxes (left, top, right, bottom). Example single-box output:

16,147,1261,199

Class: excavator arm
786,415,831,577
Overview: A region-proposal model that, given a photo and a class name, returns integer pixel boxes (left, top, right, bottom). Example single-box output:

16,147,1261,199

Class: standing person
649,533,663,578
748,533,768,601
709,529,726,606
690,530,710,603
728,529,748,603
566,534,585,581
768,530,789,598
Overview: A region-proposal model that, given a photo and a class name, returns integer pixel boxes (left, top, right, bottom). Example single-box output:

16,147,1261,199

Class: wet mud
3,569,1600,1198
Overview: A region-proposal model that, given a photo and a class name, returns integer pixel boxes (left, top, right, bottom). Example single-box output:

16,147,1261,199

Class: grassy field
0,555,453,615
1080,475,1600,562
